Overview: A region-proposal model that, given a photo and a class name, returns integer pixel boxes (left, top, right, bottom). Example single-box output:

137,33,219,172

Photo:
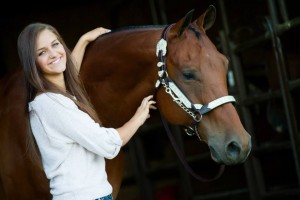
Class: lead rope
155,24,225,182
159,112,225,182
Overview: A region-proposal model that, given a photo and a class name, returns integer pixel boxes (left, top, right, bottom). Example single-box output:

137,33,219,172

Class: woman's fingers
140,95,154,107
143,95,153,103
149,104,157,110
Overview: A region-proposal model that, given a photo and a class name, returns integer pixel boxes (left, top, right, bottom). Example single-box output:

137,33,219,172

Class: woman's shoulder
32,92,70,102
29,92,76,111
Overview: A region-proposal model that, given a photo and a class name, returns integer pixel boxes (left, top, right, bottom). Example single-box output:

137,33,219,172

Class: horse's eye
182,71,196,81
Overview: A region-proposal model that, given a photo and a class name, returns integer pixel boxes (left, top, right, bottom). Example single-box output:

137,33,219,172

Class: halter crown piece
155,24,236,139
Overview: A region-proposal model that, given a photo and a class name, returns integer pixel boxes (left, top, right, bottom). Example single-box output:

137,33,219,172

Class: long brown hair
17,23,100,166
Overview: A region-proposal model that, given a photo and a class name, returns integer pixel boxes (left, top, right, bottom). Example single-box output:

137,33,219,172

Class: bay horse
81,4,251,198
0,5,251,200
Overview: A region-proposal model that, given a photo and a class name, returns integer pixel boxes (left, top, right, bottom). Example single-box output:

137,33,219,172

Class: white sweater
28,92,122,200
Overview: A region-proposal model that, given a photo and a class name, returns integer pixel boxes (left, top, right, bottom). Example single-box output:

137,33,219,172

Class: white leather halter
155,24,236,137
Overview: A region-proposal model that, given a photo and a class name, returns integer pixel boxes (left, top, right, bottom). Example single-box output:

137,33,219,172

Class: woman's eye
53,42,60,47
38,51,46,56
182,71,196,81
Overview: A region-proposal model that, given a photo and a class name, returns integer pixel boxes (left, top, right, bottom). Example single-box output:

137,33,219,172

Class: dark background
1,0,300,200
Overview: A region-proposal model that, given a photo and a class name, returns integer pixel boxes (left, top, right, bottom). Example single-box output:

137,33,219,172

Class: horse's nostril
226,141,241,160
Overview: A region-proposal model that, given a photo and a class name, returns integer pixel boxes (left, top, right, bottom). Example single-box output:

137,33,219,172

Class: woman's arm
72,27,110,72
117,95,157,146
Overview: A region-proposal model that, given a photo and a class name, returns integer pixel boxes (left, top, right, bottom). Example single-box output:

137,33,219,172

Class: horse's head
155,5,251,165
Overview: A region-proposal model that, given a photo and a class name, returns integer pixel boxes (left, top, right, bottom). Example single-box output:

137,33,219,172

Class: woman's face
35,29,67,82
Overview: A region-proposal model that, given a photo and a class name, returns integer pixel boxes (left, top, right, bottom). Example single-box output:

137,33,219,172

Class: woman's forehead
36,30,57,49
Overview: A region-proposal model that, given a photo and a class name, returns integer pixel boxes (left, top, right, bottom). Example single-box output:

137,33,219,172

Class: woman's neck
45,73,66,92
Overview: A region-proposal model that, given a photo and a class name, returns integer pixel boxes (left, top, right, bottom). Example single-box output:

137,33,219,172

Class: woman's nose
49,50,58,58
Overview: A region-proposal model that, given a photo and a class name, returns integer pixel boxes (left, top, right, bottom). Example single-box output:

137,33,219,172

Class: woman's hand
117,95,156,146
81,27,111,42
133,95,157,126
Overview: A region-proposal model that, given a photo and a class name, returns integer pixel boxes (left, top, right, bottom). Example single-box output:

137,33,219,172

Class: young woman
17,23,156,200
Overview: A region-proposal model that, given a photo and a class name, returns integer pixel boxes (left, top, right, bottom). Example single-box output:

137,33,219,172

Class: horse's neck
112,28,163,67
80,27,164,127
81,27,163,88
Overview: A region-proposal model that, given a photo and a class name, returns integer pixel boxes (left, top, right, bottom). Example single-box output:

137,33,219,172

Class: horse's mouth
209,145,222,163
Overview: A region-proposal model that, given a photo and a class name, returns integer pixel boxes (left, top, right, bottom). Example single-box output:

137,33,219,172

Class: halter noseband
155,24,236,139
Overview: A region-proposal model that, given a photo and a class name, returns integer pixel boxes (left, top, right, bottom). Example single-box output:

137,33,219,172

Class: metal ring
194,113,202,123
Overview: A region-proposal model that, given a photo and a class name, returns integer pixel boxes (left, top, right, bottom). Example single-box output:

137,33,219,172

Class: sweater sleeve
30,93,122,159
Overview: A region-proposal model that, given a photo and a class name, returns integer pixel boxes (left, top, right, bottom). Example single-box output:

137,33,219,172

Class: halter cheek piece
155,24,236,140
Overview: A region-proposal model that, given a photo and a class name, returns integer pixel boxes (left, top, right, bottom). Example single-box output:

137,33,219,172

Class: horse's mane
96,25,167,40
112,24,166,33
106,24,200,37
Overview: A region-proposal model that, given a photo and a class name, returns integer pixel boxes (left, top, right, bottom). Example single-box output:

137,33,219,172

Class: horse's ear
171,9,194,37
194,5,216,31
